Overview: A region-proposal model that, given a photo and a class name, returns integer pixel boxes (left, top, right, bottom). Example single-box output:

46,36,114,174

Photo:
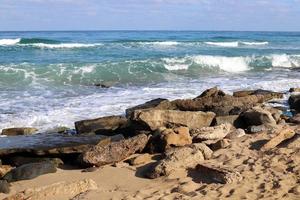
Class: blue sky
0,0,300,31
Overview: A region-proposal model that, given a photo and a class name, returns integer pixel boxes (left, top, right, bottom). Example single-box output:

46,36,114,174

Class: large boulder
2,161,57,183
75,115,128,135
1,127,38,136
289,94,300,113
239,106,277,127
131,109,215,131
125,98,176,117
172,89,267,116
213,115,245,128
79,134,148,167
147,144,205,178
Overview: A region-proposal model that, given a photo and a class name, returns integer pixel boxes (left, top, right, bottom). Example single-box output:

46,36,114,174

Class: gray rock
240,106,277,127
289,94,300,113
2,161,57,183
0,180,10,194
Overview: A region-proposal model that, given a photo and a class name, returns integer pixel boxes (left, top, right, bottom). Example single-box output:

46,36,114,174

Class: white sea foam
25,43,103,49
162,58,189,70
241,41,269,46
205,41,269,47
205,41,239,47
270,54,300,68
0,38,21,45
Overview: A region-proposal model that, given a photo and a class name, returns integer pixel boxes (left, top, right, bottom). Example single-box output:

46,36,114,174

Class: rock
126,98,176,117
0,180,10,194
226,128,246,139
131,109,215,131
1,127,38,136
147,144,205,178
2,161,56,183
240,106,277,127
128,153,152,166
289,113,300,124
213,115,244,128
80,134,148,167
172,87,275,116
262,127,296,150
211,139,231,150
75,115,128,135
190,123,232,142
233,89,284,99
8,156,63,167
289,94,300,112
247,125,267,133
0,165,13,178
160,127,192,149
195,87,226,98
289,88,300,93
0,133,122,156
94,83,112,88
195,163,243,184
193,143,213,159
3,179,97,200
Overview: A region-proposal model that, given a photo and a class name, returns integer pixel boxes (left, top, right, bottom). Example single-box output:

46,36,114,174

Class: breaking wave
205,41,269,47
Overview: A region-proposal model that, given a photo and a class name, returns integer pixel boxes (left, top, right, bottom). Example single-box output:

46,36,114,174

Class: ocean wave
24,43,103,49
205,41,269,47
0,38,21,45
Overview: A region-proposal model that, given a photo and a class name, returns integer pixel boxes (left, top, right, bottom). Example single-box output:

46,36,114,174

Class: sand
1,130,299,200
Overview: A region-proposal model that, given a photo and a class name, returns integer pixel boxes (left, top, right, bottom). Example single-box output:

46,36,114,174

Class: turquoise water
1,31,300,131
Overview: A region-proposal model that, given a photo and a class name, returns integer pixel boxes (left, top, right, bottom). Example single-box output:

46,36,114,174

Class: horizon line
1,29,300,33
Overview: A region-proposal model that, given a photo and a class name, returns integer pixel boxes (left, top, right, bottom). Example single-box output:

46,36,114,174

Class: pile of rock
1,87,299,197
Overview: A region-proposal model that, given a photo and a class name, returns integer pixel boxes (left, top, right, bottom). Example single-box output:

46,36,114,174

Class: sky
0,0,300,31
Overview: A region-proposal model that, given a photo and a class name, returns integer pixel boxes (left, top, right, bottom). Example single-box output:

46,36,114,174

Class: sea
1,31,300,132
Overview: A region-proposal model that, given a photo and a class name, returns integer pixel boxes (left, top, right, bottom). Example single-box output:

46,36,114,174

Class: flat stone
80,134,149,167
128,153,152,166
131,109,215,131
0,133,122,156
262,127,296,150
3,179,98,200
2,161,57,183
191,123,233,142
195,163,243,184
1,127,38,136
75,115,128,135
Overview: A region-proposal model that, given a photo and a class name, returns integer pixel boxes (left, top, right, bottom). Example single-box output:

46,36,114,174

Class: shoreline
0,87,300,199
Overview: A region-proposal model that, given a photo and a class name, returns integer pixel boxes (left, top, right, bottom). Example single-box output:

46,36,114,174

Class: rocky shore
0,87,300,199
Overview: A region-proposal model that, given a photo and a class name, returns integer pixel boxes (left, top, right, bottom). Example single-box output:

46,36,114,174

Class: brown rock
80,134,148,167
75,115,128,135
213,115,245,128
225,128,246,139
195,87,225,99
0,165,13,178
125,98,176,117
193,143,213,159
240,106,277,127
1,127,38,136
195,163,243,184
131,109,215,131
211,139,231,150
262,127,296,150
128,153,152,166
147,144,205,178
191,123,233,142
160,127,192,149
173,91,266,116
233,89,284,99
3,179,97,200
